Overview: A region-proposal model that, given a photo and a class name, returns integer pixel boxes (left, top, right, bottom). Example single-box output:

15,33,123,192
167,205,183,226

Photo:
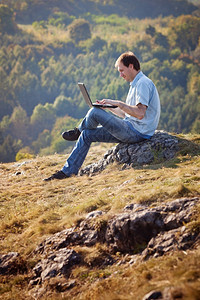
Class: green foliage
32,20,47,30
53,95,75,117
0,135,22,163
10,106,29,143
86,36,107,52
48,12,75,28
0,4,17,34
187,71,200,95
68,19,91,43
44,116,79,155
0,1,200,162
168,15,200,52
31,129,51,154
16,151,34,161
91,14,128,26
169,48,181,59
1,0,197,23
30,103,56,139
145,25,156,37
146,25,169,49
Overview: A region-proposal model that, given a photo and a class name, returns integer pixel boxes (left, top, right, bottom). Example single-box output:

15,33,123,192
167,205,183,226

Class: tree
53,95,75,117
168,15,200,52
31,129,51,154
48,12,75,28
10,106,29,143
145,25,156,37
0,5,18,34
0,67,13,119
30,103,56,139
68,19,91,43
87,36,107,52
50,115,79,154
0,135,22,163
146,25,169,49
187,72,200,95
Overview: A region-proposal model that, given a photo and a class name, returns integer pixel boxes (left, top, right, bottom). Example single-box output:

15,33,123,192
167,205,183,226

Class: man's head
115,51,140,82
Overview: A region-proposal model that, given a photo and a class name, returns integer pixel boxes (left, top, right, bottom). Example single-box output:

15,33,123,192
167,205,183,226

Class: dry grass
18,15,171,48
18,24,70,44
74,248,200,300
0,134,200,299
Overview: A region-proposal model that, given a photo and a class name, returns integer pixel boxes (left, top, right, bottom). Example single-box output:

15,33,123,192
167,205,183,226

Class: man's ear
129,64,134,70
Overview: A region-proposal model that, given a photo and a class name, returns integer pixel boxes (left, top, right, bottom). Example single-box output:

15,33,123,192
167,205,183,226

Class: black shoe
43,170,68,181
62,128,81,141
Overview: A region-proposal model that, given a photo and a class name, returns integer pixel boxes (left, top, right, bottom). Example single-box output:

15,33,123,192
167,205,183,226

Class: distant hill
0,0,199,163
2,0,198,23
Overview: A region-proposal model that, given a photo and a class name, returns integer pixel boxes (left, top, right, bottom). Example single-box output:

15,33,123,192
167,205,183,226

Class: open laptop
78,82,117,108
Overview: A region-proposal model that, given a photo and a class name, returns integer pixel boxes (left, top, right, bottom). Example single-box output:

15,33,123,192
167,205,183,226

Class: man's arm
117,102,147,120
107,106,126,118
98,99,147,119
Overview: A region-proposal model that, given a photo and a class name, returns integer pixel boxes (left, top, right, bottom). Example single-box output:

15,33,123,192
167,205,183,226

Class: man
44,51,160,181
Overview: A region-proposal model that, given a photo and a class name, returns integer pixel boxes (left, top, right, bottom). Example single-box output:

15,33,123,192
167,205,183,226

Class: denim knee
88,106,108,119
86,107,96,117
81,129,93,145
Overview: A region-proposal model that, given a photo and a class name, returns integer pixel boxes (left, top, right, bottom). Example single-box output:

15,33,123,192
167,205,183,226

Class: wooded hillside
0,0,200,162
2,0,198,22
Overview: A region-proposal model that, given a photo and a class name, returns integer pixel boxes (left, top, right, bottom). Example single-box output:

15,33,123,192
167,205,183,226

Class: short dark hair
115,51,140,71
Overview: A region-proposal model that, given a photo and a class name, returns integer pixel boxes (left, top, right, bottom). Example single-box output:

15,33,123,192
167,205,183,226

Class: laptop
78,82,117,108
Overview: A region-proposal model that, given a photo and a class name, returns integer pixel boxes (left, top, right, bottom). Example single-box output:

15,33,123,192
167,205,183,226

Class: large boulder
79,130,179,176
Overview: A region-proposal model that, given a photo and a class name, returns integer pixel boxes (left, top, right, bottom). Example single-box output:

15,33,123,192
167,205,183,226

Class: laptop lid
78,82,117,108
78,82,93,107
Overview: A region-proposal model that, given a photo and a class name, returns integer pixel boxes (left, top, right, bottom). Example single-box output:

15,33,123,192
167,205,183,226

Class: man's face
117,62,135,82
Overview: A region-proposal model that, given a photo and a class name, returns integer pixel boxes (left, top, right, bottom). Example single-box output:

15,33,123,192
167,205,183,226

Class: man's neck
131,70,140,82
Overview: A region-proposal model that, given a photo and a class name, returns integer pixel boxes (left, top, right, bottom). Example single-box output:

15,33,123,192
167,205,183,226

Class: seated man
44,51,160,181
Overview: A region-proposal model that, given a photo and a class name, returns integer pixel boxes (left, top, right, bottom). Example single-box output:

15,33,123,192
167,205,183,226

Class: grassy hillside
0,133,200,299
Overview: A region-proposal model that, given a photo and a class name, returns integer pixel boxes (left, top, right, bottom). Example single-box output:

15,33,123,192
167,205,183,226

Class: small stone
142,290,162,300
86,210,103,219
0,252,26,275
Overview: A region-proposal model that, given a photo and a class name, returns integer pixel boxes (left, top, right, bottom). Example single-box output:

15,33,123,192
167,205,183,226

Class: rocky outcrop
1,197,199,297
105,197,199,253
27,197,199,291
79,130,179,176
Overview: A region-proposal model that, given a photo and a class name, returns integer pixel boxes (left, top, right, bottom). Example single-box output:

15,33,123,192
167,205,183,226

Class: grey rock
105,197,199,253
105,210,164,253
31,248,80,284
0,252,26,275
86,210,103,219
79,131,179,176
35,212,105,255
142,290,162,300
142,287,184,300
124,203,146,211
142,226,199,260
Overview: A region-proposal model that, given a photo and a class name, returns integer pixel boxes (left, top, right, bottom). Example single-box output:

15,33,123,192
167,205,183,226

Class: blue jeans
62,107,145,176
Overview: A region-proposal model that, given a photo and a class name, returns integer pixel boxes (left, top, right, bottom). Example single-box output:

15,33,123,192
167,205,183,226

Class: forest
0,0,200,162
